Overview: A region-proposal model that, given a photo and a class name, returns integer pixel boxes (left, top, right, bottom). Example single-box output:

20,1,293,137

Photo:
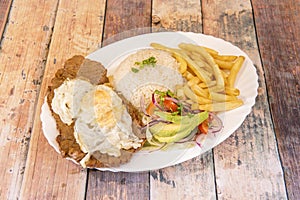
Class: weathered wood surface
202,0,287,199
102,0,151,46
152,0,202,32
0,0,12,38
87,171,150,200
0,0,298,199
85,1,151,199
251,1,300,199
150,152,216,200
0,0,60,199
19,0,106,199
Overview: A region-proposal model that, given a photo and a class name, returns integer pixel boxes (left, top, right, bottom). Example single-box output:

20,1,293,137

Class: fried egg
51,78,93,125
51,79,142,167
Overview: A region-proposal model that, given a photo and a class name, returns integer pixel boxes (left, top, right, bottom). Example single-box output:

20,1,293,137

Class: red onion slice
164,96,180,104
141,119,173,131
208,112,223,133
196,134,207,147
152,93,164,111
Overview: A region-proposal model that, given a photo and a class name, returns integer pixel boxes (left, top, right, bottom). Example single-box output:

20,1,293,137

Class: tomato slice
198,120,209,134
163,99,178,112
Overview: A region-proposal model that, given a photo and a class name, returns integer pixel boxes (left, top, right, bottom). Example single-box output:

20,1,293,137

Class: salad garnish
131,56,157,73
140,89,223,151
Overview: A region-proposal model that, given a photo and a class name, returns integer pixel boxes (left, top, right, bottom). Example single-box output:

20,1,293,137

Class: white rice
112,49,184,108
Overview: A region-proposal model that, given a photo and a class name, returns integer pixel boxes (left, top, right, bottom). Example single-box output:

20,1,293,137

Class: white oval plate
41,32,258,172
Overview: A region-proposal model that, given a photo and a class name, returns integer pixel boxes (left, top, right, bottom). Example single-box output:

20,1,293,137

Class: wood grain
102,0,151,46
150,1,217,199
152,0,202,32
0,0,297,199
19,0,106,199
251,1,300,199
85,1,151,199
0,0,59,199
150,152,216,200
202,0,287,199
87,171,149,200
0,0,12,38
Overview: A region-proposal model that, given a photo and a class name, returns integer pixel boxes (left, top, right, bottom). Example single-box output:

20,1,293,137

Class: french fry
209,92,237,102
187,76,200,86
151,42,246,112
212,54,238,61
185,71,195,80
214,59,234,69
151,43,210,83
193,64,213,79
188,51,207,64
199,99,244,112
188,51,214,74
197,96,212,104
173,54,187,74
179,43,225,89
183,85,211,104
225,87,240,96
227,56,245,88
195,60,213,74
202,46,218,56
220,69,229,79
199,80,217,88
191,84,209,98
209,85,226,93
178,50,211,83
187,53,208,68
183,84,199,103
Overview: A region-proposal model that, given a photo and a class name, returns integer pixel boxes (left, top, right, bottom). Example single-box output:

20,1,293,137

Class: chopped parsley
154,89,175,98
131,56,157,73
131,67,139,73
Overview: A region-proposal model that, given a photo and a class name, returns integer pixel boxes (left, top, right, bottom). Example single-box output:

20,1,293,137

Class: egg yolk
94,89,116,129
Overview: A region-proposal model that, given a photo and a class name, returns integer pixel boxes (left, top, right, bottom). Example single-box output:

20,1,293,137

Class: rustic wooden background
0,0,299,199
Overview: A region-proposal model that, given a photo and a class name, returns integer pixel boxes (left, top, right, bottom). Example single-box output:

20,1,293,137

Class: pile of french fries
150,43,245,112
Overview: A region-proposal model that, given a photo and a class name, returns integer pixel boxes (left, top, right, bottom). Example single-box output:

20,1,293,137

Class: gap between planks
0,0,13,40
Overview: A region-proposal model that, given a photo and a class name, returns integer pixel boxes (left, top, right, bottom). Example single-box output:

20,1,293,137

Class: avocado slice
149,122,183,137
150,111,208,143
154,111,186,123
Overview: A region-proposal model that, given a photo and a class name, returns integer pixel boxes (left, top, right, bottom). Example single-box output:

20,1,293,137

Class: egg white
51,79,142,167
51,78,94,125
74,85,142,165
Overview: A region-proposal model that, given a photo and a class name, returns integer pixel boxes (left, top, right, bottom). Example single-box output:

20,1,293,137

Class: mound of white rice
112,49,184,108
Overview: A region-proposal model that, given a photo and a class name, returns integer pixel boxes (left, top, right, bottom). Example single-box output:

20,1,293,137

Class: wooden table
0,0,299,199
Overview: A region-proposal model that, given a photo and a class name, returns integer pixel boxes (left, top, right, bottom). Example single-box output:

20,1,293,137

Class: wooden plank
150,1,217,199
202,0,288,199
19,0,106,199
102,0,152,46
87,171,149,200
251,1,300,199
0,0,12,38
85,0,151,199
0,0,60,199
150,152,216,199
152,0,202,32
